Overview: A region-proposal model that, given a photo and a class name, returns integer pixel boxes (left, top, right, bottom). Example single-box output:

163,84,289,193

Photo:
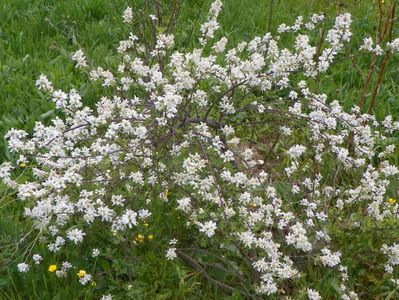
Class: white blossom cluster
382,243,399,284
359,36,399,55
2,1,399,298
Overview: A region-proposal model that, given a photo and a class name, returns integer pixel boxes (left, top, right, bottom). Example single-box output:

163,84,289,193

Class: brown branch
176,250,258,299
367,0,396,114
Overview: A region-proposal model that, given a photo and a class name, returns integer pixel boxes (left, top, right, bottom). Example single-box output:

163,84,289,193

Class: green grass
1,0,399,299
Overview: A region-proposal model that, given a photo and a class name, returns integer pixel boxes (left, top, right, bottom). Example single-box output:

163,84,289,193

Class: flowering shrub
2,1,399,298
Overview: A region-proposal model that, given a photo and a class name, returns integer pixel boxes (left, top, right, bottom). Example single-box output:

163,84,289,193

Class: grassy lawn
1,0,399,299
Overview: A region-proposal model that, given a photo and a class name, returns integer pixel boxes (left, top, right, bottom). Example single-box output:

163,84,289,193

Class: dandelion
48,264,57,273
388,198,396,205
135,234,145,243
163,189,170,198
77,270,87,278
148,234,154,241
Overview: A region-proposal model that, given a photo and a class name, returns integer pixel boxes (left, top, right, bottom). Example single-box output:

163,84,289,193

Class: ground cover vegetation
1,0,399,299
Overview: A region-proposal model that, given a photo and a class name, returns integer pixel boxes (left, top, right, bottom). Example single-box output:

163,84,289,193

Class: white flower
71,50,87,68
212,37,228,53
307,288,322,300
55,261,72,278
320,248,341,267
177,197,191,212
138,209,151,219
387,38,399,52
79,273,92,285
122,6,133,23
286,222,312,252
48,236,66,252
199,0,223,44
118,209,138,229
92,248,100,257
199,221,217,237
67,229,85,244
17,263,29,273
359,37,373,52
35,74,53,92
239,231,255,247
166,248,177,260
33,254,43,264
287,144,306,159
52,89,68,109
382,243,399,267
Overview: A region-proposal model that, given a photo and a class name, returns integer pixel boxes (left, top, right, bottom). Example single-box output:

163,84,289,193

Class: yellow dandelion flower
19,162,26,168
77,270,86,278
143,222,149,227
250,201,257,208
388,198,396,205
135,234,145,243
91,281,97,287
48,264,57,272
163,189,169,198
148,234,154,241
